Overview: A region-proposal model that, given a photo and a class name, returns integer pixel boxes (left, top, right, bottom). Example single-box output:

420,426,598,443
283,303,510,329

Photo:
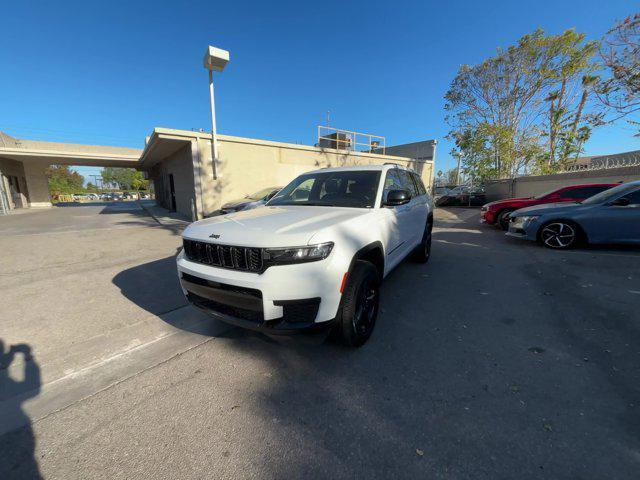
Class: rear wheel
538,221,581,249
412,217,433,263
334,261,380,347
497,209,514,230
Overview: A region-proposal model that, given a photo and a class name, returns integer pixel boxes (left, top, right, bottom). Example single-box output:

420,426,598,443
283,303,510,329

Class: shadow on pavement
0,340,42,479
112,249,188,318
110,222,639,478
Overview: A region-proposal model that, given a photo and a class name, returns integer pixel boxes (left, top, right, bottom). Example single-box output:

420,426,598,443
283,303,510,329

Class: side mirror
384,189,411,206
266,191,278,200
609,197,630,207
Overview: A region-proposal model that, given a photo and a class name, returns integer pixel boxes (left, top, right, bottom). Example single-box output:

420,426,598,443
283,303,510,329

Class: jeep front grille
183,239,264,273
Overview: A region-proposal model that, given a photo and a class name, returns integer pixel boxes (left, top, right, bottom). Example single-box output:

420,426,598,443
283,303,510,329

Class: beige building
0,132,140,211
140,128,435,219
1,128,436,219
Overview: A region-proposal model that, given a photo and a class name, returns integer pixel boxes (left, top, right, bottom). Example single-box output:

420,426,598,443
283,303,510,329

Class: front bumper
176,250,343,333
480,208,496,224
506,218,539,241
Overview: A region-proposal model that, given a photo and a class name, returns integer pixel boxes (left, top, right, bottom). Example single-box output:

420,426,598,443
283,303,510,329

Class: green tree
45,165,85,195
131,171,149,191
444,168,460,185
102,167,137,190
541,30,600,170
445,28,600,179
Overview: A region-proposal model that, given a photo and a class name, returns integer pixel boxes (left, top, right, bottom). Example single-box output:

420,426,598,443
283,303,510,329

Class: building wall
374,140,436,162
22,160,52,207
0,157,28,209
484,165,640,202
151,144,197,219
193,134,435,217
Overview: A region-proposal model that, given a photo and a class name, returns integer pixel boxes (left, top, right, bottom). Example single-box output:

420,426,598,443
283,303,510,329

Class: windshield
248,187,278,200
581,183,637,205
268,170,381,208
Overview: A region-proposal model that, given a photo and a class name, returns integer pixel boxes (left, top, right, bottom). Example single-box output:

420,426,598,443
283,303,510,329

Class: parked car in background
433,186,453,204
482,183,617,230
507,180,640,249
217,187,282,215
436,185,486,207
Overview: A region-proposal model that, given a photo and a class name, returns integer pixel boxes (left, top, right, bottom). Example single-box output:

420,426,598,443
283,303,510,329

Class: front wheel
497,209,514,230
538,221,581,249
334,261,380,347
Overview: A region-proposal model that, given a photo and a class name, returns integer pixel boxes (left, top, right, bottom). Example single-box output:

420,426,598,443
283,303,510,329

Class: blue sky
1,0,636,182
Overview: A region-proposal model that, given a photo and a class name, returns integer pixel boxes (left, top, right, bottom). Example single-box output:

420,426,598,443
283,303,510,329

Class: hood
183,205,371,247
512,201,582,216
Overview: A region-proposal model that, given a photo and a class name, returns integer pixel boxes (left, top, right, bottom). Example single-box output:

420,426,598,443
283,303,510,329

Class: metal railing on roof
317,126,386,154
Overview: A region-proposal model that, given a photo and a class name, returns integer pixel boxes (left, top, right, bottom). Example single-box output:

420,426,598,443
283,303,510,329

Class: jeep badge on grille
209,234,221,239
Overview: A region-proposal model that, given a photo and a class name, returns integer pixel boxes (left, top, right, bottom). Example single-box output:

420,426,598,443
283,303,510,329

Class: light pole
203,45,230,180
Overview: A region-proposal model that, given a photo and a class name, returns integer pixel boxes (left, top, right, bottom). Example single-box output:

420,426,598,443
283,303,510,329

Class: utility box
319,132,352,150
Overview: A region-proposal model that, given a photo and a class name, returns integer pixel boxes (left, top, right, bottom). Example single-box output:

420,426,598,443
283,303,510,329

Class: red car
481,183,618,230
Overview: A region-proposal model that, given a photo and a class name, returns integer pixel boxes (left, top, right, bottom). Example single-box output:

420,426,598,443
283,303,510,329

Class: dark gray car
507,180,640,249
216,187,281,215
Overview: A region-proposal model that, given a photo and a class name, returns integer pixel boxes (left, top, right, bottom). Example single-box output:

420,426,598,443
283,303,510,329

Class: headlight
512,215,539,226
263,242,334,266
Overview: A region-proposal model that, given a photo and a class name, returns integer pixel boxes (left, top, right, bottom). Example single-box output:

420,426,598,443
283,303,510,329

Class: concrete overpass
0,132,142,210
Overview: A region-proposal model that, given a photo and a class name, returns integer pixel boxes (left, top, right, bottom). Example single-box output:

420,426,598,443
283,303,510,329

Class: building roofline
385,139,437,148
139,127,434,169
0,132,141,167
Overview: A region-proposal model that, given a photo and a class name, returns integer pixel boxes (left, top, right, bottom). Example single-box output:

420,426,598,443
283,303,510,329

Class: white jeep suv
176,164,433,347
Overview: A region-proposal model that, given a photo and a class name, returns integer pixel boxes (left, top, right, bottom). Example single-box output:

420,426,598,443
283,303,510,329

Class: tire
538,220,582,250
334,260,380,347
412,217,433,263
497,209,514,231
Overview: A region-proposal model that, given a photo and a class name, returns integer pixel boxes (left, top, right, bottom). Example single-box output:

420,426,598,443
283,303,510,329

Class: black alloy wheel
335,261,380,347
352,277,378,338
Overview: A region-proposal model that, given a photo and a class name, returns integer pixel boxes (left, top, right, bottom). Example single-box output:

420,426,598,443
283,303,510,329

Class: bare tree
597,13,640,133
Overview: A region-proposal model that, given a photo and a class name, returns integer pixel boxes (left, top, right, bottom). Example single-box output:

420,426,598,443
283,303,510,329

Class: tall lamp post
203,46,230,180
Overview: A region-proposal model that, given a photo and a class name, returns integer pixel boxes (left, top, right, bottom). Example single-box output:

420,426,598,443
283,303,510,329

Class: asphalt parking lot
1,203,639,479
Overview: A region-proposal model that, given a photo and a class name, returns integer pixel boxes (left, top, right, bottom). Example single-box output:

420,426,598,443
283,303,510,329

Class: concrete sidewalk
137,200,190,232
